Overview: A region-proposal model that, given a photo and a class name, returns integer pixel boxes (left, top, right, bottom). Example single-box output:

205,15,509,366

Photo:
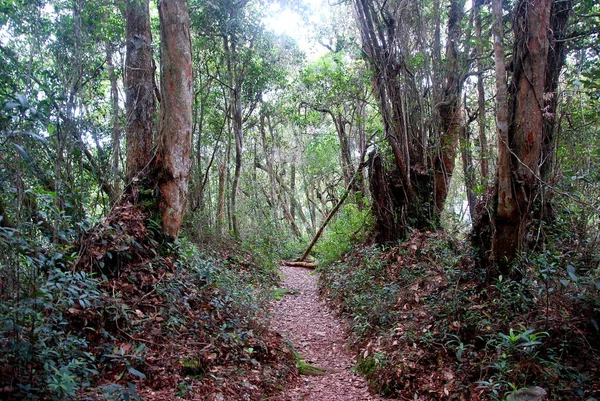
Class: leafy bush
0,230,102,400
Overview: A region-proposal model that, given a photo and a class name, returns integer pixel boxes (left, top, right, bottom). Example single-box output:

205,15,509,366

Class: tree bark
475,0,489,181
155,0,193,237
460,125,477,220
538,0,572,221
433,0,466,214
106,41,122,204
474,0,553,275
216,163,227,236
125,0,155,183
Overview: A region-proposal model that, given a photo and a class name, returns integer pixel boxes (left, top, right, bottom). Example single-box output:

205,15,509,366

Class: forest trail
270,265,391,401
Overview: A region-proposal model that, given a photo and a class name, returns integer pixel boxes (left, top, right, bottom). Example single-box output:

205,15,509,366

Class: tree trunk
460,125,477,220
223,32,243,238
216,163,227,236
539,0,572,220
125,0,154,183
369,153,402,243
106,41,121,204
475,0,489,181
290,164,296,219
433,0,466,214
155,0,193,237
474,0,553,275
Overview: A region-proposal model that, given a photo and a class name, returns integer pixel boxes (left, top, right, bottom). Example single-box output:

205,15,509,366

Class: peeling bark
155,0,193,237
474,0,556,275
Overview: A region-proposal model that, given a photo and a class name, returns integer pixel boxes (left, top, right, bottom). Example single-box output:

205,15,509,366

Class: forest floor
270,264,392,401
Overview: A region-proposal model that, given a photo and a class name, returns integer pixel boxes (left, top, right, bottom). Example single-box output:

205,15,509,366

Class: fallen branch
297,161,366,262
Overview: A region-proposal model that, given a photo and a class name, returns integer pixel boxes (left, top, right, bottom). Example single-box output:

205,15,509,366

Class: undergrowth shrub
319,231,600,400
0,229,101,400
1,220,295,400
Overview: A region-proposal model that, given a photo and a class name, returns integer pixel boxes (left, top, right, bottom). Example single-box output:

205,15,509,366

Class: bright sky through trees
263,0,330,60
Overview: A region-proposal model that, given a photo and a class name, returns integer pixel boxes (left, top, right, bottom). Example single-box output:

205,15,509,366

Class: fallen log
282,260,319,269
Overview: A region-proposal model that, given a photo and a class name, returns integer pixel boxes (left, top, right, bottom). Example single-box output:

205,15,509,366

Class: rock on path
271,265,391,401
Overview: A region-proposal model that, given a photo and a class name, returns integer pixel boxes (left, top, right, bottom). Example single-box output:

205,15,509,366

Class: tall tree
352,0,467,241
473,0,570,274
432,0,468,214
124,0,155,183
155,0,193,237
122,0,192,237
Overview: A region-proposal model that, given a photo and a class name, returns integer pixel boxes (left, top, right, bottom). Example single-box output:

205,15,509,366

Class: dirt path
270,265,390,401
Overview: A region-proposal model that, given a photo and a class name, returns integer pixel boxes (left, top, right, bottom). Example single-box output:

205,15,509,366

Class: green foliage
303,134,340,177
313,202,372,265
0,229,102,399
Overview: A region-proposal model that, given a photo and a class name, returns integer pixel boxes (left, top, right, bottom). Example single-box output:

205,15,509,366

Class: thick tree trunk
155,0,193,237
125,0,154,183
474,0,553,275
369,153,402,243
538,0,572,221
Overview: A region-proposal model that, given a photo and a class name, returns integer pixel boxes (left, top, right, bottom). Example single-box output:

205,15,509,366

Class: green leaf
12,143,30,161
4,101,20,111
15,93,28,109
127,367,146,379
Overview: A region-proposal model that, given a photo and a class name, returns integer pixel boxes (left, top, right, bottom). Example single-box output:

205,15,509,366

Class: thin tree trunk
299,166,364,261
262,114,278,223
216,163,226,236
475,1,489,181
460,125,477,220
155,0,193,237
224,34,243,238
106,41,121,204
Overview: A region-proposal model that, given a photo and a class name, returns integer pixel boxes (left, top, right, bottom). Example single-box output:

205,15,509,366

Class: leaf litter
270,264,394,401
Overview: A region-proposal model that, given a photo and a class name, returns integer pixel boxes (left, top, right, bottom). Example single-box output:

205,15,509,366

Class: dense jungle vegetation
0,0,599,399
